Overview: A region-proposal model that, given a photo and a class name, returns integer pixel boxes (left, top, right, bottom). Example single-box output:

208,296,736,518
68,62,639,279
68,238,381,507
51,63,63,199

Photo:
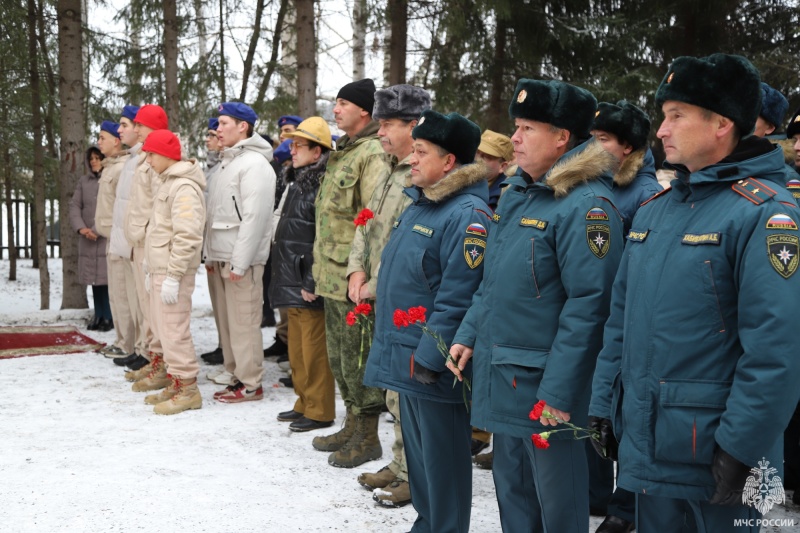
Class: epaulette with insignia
732,178,777,205
640,187,671,207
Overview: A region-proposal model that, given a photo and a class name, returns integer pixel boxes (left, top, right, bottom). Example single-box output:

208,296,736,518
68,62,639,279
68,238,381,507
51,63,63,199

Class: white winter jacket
203,134,276,274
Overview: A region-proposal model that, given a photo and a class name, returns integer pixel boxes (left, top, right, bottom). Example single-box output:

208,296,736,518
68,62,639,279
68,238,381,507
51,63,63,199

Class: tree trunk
239,0,266,102
29,0,49,310
58,0,86,309
486,15,507,132
3,101,16,281
163,0,179,130
387,0,407,85
295,0,317,117
352,0,367,80
255,0,289,109
219,0,226,102
279,2,296,94
193,0,207,60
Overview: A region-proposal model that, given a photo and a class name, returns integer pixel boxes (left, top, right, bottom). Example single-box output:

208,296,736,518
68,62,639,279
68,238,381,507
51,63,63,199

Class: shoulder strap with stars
640,187,671,207
732,177,777,205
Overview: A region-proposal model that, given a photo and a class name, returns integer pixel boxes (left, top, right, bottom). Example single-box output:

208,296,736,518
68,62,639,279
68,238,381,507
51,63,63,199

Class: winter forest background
1,0,799,312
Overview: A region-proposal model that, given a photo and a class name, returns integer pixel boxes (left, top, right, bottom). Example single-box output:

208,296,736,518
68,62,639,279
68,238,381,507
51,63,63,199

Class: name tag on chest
681,232,721,245
412,224,434,237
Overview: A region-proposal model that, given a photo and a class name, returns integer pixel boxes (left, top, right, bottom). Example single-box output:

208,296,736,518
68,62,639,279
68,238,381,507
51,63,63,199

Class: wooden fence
0,198,61,259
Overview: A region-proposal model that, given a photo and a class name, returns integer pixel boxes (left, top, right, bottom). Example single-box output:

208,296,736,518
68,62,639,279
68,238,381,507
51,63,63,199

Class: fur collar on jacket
772,138,796,166
288,151,329,194
422,161,490,202
546,140,617,198
613,147,646,188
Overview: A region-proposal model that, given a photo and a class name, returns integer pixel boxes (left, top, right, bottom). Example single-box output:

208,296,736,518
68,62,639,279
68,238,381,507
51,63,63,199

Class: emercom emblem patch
767,234,799,279
587,224,611,259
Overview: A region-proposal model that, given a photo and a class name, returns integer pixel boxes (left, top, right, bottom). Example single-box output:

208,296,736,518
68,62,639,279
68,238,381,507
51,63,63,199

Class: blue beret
121,105,140,122
100,120,121,139
273,139,292,164
218,102,258,125
208,117,219,130
278,115,303,127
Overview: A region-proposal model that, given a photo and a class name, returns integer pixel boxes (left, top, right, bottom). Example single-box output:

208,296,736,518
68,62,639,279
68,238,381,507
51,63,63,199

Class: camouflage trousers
324,299,385,416
386,389,408,481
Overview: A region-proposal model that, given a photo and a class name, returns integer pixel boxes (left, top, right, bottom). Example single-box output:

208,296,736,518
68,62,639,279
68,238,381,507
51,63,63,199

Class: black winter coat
268,152,328,309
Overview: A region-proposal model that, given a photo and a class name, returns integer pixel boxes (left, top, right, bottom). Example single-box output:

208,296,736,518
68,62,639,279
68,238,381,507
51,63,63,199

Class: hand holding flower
446,344,474,383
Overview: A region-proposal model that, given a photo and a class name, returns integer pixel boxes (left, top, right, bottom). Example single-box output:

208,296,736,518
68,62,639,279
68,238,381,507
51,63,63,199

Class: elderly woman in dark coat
69,146,112,331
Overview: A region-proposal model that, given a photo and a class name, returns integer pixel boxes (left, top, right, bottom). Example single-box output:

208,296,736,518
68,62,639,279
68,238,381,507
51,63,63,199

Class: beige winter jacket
95,151,130,239
144,160,207,280
125,152,162,248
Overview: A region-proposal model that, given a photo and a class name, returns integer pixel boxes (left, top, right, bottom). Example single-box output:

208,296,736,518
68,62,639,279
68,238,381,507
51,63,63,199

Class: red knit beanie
142,129,182,161
134,104,169,130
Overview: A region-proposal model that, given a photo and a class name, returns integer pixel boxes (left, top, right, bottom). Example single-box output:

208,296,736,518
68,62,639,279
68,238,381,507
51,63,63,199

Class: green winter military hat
592,100,651,151
655,53,762,135
508,79,598,139
412,110,481,165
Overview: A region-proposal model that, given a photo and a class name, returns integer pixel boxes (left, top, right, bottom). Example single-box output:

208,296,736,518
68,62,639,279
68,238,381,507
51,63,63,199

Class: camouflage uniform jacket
346,153,412,296
313,121,388,301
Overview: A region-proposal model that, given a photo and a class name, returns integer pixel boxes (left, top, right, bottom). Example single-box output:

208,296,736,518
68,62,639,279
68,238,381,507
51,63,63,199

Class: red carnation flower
531,433,550,449
529,400,547,421
393,309,411,328
354,303,373,316
407,306,427,324
354,208,375,227
346,311,357,326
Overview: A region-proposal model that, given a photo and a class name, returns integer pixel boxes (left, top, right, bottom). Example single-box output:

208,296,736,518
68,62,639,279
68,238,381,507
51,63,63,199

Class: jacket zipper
232,196,242,221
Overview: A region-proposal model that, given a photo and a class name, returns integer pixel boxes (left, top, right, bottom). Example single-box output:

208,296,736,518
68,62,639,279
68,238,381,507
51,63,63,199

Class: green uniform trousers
324,298,384,416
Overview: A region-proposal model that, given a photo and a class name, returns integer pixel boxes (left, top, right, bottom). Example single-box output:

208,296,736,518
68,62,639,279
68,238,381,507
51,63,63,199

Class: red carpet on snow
0,326,103,359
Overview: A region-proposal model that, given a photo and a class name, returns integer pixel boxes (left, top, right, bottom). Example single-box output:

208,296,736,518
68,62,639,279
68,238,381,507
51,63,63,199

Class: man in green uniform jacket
311,78,390,468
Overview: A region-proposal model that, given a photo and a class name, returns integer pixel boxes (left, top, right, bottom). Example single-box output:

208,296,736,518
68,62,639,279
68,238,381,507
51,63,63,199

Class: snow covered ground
0,259,798,532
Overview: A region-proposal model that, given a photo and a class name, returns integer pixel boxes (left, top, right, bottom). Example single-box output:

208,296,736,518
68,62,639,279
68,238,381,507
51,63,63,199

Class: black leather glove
412,360,440,385
709,448,752,506
588,416,618,461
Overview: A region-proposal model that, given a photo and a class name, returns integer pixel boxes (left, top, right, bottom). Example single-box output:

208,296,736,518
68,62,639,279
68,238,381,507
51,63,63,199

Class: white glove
145,272,151,293
141,259,149,275
161,277,180,305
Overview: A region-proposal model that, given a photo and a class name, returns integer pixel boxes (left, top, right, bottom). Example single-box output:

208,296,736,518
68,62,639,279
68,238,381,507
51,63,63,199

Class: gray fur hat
372,84,432,121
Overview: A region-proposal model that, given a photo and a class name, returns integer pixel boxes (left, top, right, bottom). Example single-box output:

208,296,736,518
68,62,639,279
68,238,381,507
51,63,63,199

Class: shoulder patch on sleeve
586,207,609,221
766,214,798,231
768,234,799,278
474,208,493,221
786,179,800,200
466,223,487,237
732,177,777,205
586,224,611,259
640,187,671,207
464,238,486,269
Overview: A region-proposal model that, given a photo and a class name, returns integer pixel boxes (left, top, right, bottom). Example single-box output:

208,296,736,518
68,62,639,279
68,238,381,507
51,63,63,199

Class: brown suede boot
357,465,396,490
153,379,202,415
144,375,179,405
328,414,382,468
312,408,355,452
372,479,411,507
125,362,152,382
131,355,170,392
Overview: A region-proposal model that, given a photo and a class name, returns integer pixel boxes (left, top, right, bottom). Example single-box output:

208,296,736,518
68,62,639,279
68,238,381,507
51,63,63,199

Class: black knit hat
412,110,481,165
655,53,761,135
372,84,431,121
337,78,376,114
788,107,800,139
591,100,651,150
508,79,597,139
